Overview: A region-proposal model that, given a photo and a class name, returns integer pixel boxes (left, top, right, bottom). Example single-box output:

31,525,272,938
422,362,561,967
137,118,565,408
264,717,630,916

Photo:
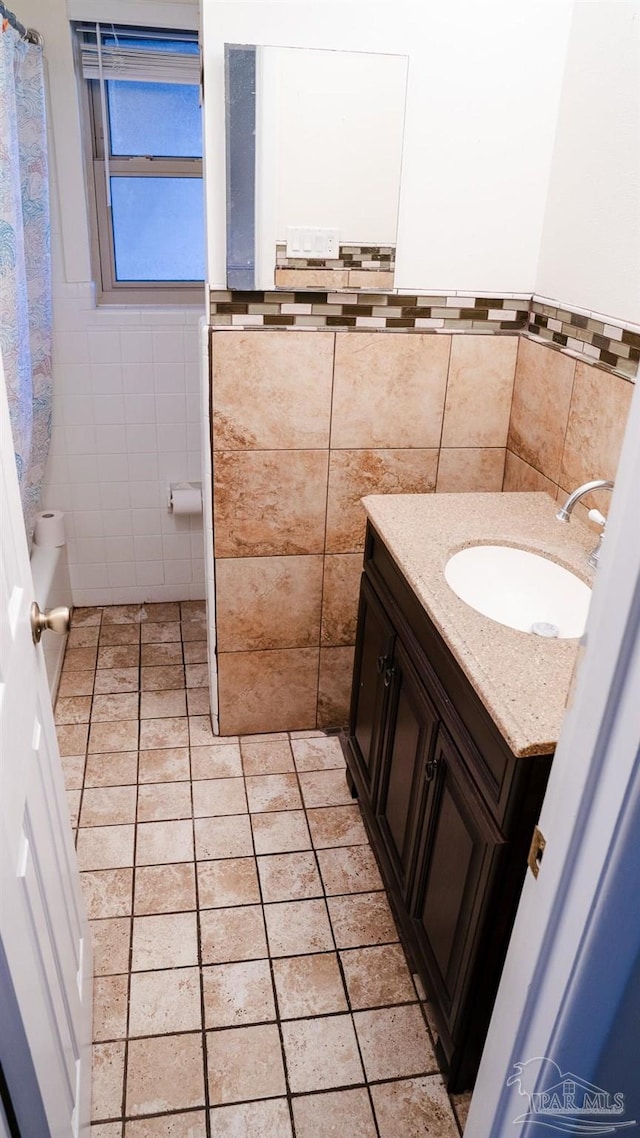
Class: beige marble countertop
362,491,597,758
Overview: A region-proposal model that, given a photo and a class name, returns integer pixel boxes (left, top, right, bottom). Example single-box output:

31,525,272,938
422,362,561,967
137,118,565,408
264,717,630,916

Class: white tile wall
43,283,206,606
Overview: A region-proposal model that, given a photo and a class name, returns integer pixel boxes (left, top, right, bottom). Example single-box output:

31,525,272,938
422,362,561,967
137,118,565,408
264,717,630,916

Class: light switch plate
286,227,340,259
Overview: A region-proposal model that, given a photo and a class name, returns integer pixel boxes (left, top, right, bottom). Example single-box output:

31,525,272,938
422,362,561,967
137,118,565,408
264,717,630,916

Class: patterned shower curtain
0,22,51,543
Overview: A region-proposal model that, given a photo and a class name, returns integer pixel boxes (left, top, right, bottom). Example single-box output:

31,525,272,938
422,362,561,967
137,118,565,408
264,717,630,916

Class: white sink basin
444,545,591,638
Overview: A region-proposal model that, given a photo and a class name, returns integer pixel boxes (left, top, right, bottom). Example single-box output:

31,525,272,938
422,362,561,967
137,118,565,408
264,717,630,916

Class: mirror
225,44,408,291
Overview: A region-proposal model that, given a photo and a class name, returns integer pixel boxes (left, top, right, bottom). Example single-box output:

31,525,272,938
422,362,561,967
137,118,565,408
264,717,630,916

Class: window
77,24,205,303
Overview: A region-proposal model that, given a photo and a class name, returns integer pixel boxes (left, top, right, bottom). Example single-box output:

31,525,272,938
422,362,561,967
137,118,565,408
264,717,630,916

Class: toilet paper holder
167,481,203,514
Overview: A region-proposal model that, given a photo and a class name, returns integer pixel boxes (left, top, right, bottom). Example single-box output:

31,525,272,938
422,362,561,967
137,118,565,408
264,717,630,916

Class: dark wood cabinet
344,523,553,1092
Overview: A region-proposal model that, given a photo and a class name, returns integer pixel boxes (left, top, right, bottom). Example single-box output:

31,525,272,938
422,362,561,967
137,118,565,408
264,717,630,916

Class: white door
0,359,92,1137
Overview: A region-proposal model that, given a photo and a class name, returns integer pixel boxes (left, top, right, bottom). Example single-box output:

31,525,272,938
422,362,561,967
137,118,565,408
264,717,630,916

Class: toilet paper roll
170,486,203,517
33,509,66,548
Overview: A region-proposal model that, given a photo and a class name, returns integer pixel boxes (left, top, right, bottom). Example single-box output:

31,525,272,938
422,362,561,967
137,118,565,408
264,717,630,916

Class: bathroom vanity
344,492,595,1092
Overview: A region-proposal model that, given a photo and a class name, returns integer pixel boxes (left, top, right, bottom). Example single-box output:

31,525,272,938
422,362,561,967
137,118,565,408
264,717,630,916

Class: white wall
536,1,640,324
15,0,205,605
203,0,573,294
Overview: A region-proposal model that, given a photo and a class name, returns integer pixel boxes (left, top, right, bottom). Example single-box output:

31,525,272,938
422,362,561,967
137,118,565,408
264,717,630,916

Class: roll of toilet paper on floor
33,509,66,547
170,485,203,517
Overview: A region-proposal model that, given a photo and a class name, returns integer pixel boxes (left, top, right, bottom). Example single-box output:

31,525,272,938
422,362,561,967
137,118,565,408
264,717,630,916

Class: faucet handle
588,508,606,529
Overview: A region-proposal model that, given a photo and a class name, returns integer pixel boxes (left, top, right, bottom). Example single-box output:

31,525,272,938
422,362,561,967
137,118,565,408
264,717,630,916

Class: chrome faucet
556,479,614,569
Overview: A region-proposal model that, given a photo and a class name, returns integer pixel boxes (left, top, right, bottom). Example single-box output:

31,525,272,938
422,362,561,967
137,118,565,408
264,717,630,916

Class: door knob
30,602,71,645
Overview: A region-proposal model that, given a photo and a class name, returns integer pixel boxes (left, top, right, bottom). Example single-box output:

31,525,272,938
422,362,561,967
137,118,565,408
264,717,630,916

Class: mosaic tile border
275,243,396,271
527,298,639,380
210,290,529,333
209,289,638,381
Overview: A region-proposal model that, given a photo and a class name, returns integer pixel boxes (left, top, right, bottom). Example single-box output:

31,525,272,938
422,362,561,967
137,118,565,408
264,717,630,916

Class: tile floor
56,601,471,1137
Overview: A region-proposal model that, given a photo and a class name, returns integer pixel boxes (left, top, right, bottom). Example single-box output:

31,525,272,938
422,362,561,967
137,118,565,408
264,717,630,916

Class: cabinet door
411,726,506,1042
348,575,396,803
375,638,439,901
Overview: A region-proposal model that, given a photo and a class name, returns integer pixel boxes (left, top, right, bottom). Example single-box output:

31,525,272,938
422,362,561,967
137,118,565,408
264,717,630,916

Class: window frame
80,29,205,306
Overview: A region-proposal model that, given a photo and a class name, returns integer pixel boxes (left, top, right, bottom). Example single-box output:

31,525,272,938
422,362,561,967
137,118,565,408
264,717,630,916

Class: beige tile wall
504,337,634,522
212,331,518,735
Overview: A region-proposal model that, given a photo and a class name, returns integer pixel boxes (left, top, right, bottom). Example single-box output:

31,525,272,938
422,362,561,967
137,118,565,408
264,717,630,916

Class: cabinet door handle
425,757,439,782
377,654,387,674
383,665,395,688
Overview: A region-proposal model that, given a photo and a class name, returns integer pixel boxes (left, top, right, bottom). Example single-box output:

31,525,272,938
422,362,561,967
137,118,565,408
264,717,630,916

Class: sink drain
530,622,560,638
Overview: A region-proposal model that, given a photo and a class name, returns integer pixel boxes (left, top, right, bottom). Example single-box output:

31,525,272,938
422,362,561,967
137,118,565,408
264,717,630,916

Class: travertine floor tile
67,625,100,649
291,735,346,772
126,1033,205,1116
206,1023,286,1106
94,667,139,694
66,788,81,828
327,891,398,949
132,912,199,970
138,747,190,784
370,1076,459,1138
137,781,192,822
139,716,189,750
90,918,131,976
93,974,128,1041
63,646,98,671
298,769,353,808
61,754,86,790
134,863,196,915
307,804,369,849
251,810,311,855
188,715,216,746
88,720,139,755
257,851,323,902
140,688,187,719
195,815,253,860
200,904,267,964
58,670,95,697
203,959,276,1027
141,642,182,667
84,751,138,788
241,739,295,775
197,857,261,909
55,695,92,724
141,621,181,643
81,868,133,919
353,1004,437,1080
91,693,139,722
77,824,135,870
99,623,140,646
340,944,417,1009
92,1041,125,1121
208,1099,292,1138
143,602,181,622
129,967,202,1036
185,663,208,688
292,1088,377,1138
136,819,194,865
316,845,383,895
97,645,139,669
190,742,243,780
282,1015,364,1092
272,952,348,1019
264,899,333,957
124,1113,207,1137
245,773,302,813
183,641,208,663
80,785,137,828
141,664,185,691
57,722,89,756
187,688,210,715
192,776,247,817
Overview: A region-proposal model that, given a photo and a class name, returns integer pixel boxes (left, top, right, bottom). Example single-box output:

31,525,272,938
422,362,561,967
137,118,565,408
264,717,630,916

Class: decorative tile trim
275,242,396,271
209,290,529,333
527,299,639,379
209,288,638,381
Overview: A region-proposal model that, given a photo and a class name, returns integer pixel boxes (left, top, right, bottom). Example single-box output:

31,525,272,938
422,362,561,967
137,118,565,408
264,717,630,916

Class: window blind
79,25,200,85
